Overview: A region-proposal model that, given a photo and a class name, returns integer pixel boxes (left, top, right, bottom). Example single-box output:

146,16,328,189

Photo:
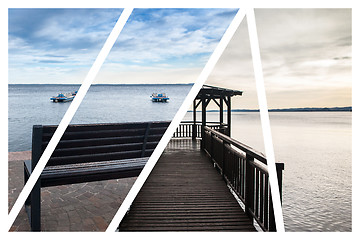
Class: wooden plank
42,121,169,133
44,135,163,149
51,142,144,157
46,150,144,166
41,122,147,133
42,128,147,141
42,123,168,142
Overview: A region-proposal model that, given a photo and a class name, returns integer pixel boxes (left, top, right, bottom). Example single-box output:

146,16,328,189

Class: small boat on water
151,93,169,102
50,91,77,102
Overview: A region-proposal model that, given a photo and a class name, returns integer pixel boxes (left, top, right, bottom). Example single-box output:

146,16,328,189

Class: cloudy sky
207,8,352,109
8,8,237,85
8,8,351,109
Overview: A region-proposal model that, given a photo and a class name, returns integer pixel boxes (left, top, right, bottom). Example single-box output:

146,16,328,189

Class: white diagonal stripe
246,8,285,232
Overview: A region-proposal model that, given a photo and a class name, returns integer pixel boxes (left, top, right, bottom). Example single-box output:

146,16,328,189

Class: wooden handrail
173,122,228,139
173,122,284,231
204,126,267,164
180,120,228,126
202,125,284,232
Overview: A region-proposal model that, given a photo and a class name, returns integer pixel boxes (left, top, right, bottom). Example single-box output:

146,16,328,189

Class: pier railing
172,121,228,139
202,126,284,232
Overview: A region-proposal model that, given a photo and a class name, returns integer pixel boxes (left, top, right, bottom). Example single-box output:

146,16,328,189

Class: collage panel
255,9,352,231
8,8,128,231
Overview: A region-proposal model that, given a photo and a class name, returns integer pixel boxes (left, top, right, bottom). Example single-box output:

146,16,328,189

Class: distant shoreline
190,106,352,112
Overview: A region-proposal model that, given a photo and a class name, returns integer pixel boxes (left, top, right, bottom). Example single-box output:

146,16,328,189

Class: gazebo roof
196,85,243,99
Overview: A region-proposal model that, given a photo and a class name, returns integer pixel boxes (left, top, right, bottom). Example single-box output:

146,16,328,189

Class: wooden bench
23,121,170,231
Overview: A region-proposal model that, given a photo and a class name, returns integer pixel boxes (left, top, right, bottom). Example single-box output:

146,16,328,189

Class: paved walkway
8,152,136,231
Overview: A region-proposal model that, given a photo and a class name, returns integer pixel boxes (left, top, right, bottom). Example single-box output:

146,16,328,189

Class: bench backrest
31,121,170,170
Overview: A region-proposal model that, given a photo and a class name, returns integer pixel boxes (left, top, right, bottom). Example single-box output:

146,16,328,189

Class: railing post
269,163,284,232
276,162,284,203
193,100,197,140
245,154,254,219
210,131,214,159
222,141,225,177
269,191,276,231
201,98,206,150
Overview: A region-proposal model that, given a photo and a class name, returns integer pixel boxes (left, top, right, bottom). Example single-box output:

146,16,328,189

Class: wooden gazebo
192,85,243,140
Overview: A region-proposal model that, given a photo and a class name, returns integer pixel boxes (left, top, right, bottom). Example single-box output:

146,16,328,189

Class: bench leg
30,180,41,231
24,164,41,231
24,167,30,206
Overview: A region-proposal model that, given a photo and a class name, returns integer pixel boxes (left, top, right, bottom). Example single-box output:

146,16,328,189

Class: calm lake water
192,111,351,232
8,84,192,152
8,84,351,231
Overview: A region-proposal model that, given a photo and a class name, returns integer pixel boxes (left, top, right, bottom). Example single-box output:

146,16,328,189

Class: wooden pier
119,85,284,232
119,139,256,231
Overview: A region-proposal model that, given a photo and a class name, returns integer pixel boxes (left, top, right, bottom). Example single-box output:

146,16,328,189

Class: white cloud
8,9,237,84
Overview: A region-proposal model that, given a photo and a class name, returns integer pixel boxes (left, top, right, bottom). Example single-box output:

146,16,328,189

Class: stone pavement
8,151,137,231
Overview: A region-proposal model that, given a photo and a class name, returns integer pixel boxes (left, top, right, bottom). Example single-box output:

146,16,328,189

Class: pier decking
119,139,256,231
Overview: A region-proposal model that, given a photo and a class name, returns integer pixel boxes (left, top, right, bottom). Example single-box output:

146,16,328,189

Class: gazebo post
201,97,206,149
220,96,224,129
192,99,197,140
227,96,231,137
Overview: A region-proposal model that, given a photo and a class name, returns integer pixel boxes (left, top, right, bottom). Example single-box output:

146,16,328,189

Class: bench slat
47,150,142,166
52,141,160,157
24,157,148,187
42,128,147,141
43,159,148,176
42,126,169,141
51,142,144,157
43,162,146,177
42,134,164,149
44,157,148,171
42,121,170,134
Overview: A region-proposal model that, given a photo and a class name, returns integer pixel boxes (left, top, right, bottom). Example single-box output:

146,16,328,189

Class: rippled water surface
217,111,351,232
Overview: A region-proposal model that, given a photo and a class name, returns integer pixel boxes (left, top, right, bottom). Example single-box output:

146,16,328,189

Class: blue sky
8,8,238,84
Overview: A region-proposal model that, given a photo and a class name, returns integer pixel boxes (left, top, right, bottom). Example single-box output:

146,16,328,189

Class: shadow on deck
118,139,256,231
